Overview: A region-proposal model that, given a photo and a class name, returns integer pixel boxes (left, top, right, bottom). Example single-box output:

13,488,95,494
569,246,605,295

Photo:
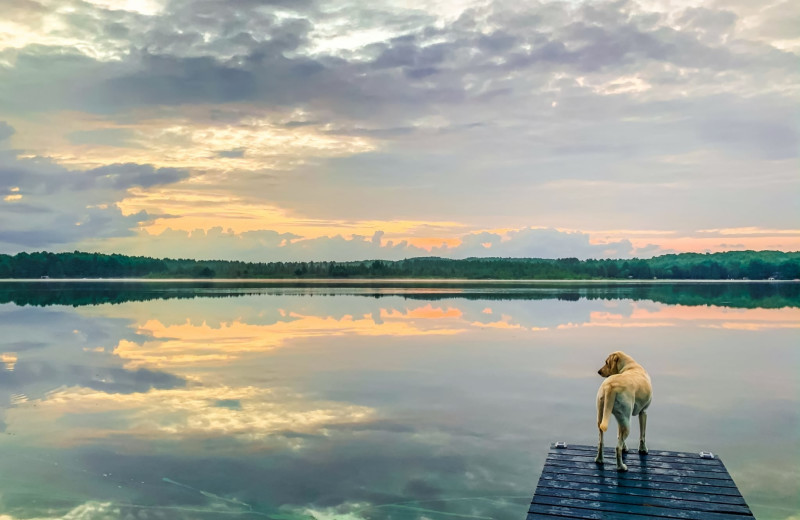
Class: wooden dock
527,443,755,519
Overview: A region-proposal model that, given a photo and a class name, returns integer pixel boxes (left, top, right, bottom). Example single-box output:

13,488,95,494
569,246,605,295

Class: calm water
0,281,798,520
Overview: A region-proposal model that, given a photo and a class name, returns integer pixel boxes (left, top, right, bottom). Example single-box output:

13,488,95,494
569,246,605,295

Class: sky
0,0,798,261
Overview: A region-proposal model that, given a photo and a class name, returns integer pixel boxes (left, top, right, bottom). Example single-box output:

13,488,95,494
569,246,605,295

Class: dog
595,351,652,471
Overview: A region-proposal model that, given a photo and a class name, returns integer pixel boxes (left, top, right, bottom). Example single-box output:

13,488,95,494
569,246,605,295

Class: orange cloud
555,304,800,330
589,228,800,254
629,305,800,324
380,304,463,319
550,304,800,330
115,188,469,248
115,310,466,370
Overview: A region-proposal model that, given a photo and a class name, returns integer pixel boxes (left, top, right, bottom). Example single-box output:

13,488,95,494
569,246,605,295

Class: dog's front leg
638,411,648,454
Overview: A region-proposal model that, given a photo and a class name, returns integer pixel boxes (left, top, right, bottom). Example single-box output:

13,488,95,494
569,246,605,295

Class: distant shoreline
1,278,797,283
4,250,799,281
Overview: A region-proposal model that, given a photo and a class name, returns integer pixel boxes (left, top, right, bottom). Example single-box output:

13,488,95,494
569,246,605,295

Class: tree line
0,250,799,280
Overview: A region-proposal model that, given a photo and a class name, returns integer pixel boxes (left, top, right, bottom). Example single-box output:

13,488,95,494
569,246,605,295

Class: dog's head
597,351,628,377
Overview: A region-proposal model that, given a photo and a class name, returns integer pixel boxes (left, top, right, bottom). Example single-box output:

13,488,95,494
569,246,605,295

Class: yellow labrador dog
595,351,652,471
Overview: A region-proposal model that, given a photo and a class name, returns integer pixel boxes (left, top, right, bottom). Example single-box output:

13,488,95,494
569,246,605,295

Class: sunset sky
0,0,797,261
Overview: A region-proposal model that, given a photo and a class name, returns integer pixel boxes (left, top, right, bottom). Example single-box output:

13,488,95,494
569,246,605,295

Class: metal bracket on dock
552,441,568,449
699,451,715,459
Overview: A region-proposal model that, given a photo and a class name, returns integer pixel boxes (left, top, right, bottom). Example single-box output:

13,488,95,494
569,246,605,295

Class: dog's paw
594,456,604,465
616,463,628,472
638,442,648,454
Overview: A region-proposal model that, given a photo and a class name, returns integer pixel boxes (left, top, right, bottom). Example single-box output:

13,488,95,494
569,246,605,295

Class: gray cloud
0,304,178,405
3,0,796,123
86,163,190,189
0,121,14,141
0,362,185,394
0,207,151,248
67,128,140,148
0,125,185,250
100,53,260,107
216,148,246,158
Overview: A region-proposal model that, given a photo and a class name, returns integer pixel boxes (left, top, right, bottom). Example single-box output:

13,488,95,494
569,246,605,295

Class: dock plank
548,451,728,471
536,479,748,505
553,447,726,467
545,457,735,480
532,486,752,514
540,466,738,488
563,444,724,461
530,501,750,520
526,444,754,520
539,473,747,497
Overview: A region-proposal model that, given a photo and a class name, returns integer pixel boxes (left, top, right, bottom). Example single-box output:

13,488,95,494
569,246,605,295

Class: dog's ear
612,352,624,373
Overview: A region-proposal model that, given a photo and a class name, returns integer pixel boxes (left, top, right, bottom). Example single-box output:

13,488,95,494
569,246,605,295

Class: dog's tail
599,386,616,432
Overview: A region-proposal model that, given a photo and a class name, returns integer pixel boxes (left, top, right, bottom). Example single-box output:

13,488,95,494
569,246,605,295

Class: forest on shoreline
1,250,799,280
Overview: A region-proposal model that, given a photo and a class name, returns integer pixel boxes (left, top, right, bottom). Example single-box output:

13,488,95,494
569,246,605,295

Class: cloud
0,208,149,248
216,148,246,158
86,163,190,189
0,121,14,141
0,0,797,256
0,362,185,395
85,222,799,261
84,226,643,261
0,501,118,520
0,124,186,250
446,227,635,259
3,0,797,126
13,384,374,445
66,128,140,148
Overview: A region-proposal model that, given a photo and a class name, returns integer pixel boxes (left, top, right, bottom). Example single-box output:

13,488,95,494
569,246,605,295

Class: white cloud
9,384,374,446
0,501,116,520
78,226,644,261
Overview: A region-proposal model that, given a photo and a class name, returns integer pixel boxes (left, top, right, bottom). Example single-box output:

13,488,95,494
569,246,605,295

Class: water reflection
0,285,797,520
1,280,799,309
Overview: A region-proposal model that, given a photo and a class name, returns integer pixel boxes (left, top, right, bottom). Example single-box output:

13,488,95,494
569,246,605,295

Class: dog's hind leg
595,399,605,464
616,419,630,472
638,411,648,454
595,429,604,464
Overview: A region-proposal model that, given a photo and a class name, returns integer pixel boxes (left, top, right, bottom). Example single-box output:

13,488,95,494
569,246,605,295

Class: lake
0,281,797,520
